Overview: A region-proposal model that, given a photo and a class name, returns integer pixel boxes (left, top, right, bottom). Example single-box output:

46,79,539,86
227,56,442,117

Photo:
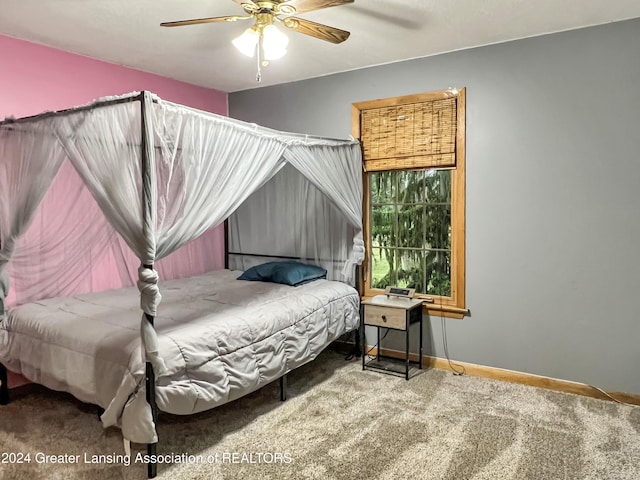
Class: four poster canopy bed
0,91,364,476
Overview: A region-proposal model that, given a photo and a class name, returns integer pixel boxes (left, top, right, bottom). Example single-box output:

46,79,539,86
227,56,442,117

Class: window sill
360,295,469,319
423,304,468,319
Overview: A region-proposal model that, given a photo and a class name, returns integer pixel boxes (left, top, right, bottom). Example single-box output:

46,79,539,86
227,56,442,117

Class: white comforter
0,270,360,443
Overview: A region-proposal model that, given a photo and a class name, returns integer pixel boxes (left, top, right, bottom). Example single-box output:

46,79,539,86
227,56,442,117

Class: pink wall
0,34,227,118
0,35,229,388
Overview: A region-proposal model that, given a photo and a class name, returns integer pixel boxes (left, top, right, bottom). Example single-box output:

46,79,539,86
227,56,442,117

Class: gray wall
229,18,640,394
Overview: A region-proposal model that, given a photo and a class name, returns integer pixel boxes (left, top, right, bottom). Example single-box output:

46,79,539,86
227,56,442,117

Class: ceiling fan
161,0,354,81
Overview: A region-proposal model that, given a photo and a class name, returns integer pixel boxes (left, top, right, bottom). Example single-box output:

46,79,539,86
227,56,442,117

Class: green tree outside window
370,169,451,296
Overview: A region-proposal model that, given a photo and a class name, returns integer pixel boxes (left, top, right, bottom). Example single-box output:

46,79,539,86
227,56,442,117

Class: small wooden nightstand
361,295,424,380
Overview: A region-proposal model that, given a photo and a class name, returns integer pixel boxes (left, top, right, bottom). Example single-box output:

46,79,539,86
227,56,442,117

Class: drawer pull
381,315,387,322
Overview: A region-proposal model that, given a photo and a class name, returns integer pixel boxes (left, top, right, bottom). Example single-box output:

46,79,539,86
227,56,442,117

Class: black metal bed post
224,219,229,270
140,92,158,479
0,235,6,405
144,310,158,479
354,265,362,357
279,374,287,401
0,362,8,405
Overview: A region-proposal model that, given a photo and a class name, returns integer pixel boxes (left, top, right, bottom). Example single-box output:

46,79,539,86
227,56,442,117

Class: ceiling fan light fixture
264,46,288,61
232,27,259,57
263,24,288,49
161,0,353,83
262,24,289,60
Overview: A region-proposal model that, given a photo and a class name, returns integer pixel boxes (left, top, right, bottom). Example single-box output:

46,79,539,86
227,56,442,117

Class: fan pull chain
256,56,262,83
256,34,263,83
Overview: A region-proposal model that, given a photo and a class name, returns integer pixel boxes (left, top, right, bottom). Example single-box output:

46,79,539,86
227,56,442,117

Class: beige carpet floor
1,350,639,480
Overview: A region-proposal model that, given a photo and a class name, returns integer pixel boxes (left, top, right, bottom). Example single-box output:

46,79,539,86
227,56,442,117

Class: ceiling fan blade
160,15,249,27
282,17,350,44
281,0,354,14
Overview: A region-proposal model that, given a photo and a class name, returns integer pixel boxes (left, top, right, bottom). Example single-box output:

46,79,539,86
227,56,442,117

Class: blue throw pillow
237,260,327,286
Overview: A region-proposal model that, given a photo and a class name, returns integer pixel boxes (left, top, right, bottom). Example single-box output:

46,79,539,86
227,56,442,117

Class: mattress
0,269,360,443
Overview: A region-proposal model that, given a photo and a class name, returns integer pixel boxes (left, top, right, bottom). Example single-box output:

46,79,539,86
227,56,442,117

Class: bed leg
146,362,158,478
147,442,157,478
0,363,9,405
279,374,287,402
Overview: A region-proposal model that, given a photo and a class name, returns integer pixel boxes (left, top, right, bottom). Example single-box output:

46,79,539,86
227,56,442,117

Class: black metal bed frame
0,92,361,478
0,363,8,405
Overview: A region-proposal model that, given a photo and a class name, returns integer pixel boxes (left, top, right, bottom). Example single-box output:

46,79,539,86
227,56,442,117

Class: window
353,89,468,318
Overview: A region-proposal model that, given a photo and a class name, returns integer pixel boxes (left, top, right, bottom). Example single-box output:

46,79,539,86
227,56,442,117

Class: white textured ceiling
2,0,640,93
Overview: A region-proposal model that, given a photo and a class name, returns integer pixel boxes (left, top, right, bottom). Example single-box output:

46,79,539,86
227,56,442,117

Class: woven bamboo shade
361,98,457,171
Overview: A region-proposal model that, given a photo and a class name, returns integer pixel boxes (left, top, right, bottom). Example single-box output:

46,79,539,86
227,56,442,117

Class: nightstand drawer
364,305,406,330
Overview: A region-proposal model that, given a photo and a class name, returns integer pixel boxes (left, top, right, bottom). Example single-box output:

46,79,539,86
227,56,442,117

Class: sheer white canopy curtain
228,160,363,283
283,143,365,279
55,93,291,375
0,121,67,319
0,91,364,379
